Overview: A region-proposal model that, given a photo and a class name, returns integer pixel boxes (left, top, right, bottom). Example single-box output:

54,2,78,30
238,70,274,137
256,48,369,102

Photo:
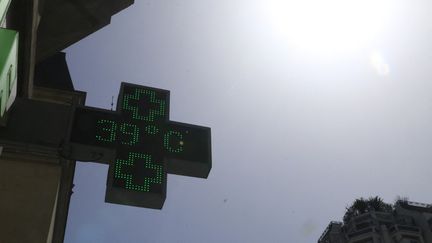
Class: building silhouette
0,1,133,242
318,200,432,243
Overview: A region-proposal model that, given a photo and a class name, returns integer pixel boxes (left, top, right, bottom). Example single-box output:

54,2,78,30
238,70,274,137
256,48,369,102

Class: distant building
318,201,432,243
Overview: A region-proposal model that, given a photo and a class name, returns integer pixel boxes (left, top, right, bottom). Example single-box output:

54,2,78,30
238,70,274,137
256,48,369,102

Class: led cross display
69,83,211,209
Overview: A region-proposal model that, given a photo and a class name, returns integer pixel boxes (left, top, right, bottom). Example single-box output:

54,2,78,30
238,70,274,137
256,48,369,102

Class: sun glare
370,51,390,76
264,0,392,54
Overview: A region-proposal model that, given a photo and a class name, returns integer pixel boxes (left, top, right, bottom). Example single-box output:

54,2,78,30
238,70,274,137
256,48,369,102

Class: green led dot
164,130,184,153
122,88,166,122
120,123,139,145
114,152,163,192
96,119,117,142
145,125,159,135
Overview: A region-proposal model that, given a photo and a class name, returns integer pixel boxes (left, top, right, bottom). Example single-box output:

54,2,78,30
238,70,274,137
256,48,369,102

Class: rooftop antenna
111,96,114,111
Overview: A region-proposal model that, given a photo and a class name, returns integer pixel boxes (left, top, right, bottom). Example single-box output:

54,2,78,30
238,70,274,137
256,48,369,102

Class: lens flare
370,51,390,76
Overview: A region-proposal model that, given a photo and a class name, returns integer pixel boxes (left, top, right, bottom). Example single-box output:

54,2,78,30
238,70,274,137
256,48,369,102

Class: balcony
389,224,421,234
347,226,380,239
318,221,343,243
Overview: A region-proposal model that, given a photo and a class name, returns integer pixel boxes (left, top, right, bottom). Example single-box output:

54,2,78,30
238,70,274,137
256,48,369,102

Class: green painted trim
0,27,18,117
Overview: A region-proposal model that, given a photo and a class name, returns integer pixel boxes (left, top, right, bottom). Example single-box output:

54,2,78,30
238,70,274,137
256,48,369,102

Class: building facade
0,0,133,242
318,201,432,243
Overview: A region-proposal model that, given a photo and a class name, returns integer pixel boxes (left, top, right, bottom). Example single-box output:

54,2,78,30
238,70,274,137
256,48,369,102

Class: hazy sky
64,1,432,242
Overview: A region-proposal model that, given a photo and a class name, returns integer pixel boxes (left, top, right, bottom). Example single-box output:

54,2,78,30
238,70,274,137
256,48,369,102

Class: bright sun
264,0,392,54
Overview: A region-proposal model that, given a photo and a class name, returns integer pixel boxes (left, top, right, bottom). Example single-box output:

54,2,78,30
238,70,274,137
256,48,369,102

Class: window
0,90,3,107
7,65,12,96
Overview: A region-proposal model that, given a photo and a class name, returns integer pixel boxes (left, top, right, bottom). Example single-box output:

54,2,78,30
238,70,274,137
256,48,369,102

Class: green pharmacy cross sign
68,82,211,209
